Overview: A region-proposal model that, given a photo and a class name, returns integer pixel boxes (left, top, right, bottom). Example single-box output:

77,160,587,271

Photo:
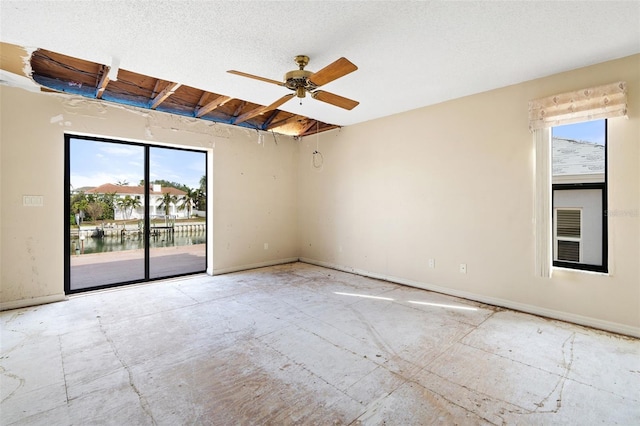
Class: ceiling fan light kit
228,55,359,111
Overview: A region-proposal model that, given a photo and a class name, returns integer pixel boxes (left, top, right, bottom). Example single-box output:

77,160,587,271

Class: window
551,120,607,272
529,81,625,277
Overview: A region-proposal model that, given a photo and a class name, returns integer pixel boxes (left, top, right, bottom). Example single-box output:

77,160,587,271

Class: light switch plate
23,195,44,207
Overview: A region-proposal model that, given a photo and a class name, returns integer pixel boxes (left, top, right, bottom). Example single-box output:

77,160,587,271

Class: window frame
551,120,608,273
64,133,209,294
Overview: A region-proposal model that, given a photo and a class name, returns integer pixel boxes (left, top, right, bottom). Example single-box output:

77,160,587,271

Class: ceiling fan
228,55,359,113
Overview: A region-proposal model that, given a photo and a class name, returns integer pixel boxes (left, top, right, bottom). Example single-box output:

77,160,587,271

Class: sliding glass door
65,135,207,293
149,146,207,279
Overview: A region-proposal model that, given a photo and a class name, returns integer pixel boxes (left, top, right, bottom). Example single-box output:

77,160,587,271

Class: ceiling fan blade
234,94,294,125
308,57,357,87
265,93,295,110
227,70,284,86
311,90,359,110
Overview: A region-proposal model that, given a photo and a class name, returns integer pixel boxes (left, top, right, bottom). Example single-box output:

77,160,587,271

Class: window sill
552,266,610,277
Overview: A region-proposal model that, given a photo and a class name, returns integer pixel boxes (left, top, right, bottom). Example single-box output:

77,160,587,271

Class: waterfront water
72,233,206,255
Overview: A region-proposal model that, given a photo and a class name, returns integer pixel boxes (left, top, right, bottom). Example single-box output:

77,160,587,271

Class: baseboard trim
212,257,299,276
0,293,67,312
299,257,640,338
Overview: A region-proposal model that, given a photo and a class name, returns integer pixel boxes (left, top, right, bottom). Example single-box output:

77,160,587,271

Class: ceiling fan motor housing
284,69,317,97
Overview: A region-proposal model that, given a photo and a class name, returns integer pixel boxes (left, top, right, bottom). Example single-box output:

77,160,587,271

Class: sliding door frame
64,133,208,294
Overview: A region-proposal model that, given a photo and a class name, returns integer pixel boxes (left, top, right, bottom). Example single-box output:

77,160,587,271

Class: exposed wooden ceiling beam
195,91,209,109
300,124,340,137
28,47,343,137
149,81,181,109
266,114,303,131
300,120,319,135
151,79,162,96
232,101,247,118
260,110,281,130
234,105,267,125
195,94,232,118
235,94,294,125
95,65,110,99
194,91,210,115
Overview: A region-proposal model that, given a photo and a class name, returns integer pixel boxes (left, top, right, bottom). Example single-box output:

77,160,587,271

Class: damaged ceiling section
13,44,341,137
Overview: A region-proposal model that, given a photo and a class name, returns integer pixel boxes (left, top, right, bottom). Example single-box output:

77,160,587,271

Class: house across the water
86,183,188,220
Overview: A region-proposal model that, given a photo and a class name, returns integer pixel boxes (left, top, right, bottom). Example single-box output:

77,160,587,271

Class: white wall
0,86,299,307
298,54,640,336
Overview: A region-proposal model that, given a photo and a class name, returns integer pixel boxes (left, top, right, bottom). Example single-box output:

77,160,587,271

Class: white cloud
100,145,143,157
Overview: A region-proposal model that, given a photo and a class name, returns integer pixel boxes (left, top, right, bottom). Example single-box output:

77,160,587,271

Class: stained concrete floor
1,262,639,425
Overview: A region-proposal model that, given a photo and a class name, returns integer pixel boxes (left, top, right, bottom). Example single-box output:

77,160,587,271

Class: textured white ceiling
1,1,639,127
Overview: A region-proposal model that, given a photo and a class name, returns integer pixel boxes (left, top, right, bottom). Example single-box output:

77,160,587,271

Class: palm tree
197,175,207,211
179,187,198,218
127,196,142,219
117,195,141,220
157,192,180,217
116,197,127,220
196,188,206,211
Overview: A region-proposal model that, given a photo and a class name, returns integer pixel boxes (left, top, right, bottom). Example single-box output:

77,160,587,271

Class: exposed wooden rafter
149,81,181,109
300,120,319,135
234,105,268,125
232,101,247,118
266,114,303,131
195,94,232,118
95,65,110,99
300,124,340,137
151,80,162,97
24,46,342,137
260,110,281,130
235,94,294,125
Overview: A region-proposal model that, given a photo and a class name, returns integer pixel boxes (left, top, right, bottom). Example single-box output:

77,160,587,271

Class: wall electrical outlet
428,259,435,268
459,263,467,274
264,243,269,250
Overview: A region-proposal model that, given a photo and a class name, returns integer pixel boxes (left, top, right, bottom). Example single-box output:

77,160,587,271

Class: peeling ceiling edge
0,42,40,92
0,73,303,144
0,69,41,92
58,86,305,143
21,46,37,79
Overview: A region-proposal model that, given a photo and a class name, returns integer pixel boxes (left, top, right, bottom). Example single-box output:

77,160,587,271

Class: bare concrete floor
1,262,638,425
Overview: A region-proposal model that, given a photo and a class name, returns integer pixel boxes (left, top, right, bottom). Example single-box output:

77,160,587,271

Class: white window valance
528,81,627,131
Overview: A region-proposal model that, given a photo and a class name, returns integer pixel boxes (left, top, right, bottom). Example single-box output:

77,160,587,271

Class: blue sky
552,119,605,145
70,138,206,190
